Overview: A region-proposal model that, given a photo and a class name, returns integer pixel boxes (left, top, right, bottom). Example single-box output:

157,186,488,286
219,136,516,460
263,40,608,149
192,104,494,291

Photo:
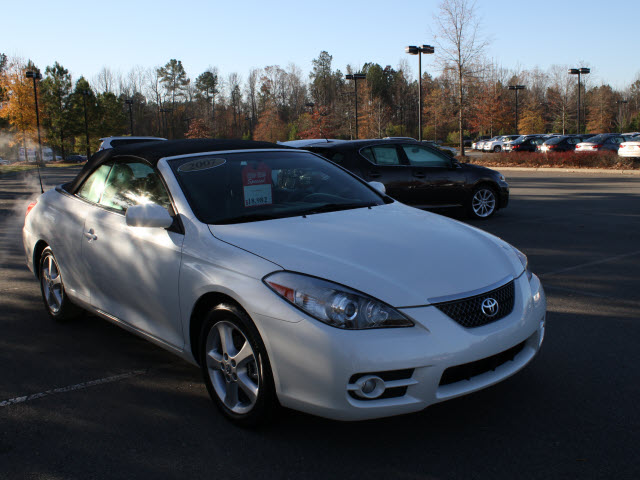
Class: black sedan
539,135,593,153
508,136,550,153
304,139,509,219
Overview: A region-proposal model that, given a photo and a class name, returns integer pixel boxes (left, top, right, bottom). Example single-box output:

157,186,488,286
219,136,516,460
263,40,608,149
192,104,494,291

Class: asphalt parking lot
1,167,639,480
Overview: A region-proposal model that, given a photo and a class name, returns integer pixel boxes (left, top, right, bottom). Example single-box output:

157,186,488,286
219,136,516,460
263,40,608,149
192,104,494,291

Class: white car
98,136,167,151
23,139,546,425
483,135,520,153
618,135,640,158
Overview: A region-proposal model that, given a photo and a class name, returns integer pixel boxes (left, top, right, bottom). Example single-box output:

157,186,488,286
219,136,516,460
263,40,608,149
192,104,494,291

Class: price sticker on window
242,163,273,208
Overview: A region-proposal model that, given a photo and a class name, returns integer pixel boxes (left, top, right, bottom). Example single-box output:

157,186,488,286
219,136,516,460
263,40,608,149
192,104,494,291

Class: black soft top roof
66,139,287,193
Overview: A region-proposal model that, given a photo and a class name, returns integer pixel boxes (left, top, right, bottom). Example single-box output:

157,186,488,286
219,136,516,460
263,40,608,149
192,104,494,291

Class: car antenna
36,154,44,194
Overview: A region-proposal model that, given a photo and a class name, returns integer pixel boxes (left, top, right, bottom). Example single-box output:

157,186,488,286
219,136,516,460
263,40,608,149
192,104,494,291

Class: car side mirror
368,181,386,195
125,203,174,229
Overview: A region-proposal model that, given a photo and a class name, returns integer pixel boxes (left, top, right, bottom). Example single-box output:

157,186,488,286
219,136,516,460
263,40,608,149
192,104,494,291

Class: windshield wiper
215,213,286,225
297,202,378,216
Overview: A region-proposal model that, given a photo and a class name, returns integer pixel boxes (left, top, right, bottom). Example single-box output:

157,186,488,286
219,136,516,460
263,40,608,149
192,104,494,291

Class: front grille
439,341,525,386
434,280,515,328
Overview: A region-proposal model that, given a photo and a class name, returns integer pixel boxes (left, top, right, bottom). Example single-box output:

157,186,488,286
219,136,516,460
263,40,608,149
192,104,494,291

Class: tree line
1,50,639,160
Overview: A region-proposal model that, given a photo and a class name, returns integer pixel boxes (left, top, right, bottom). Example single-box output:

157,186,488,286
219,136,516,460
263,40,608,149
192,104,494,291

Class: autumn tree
433,0,487,155
185,118,212,138
585,85,617,133
253,99,287,142
0,57,39,156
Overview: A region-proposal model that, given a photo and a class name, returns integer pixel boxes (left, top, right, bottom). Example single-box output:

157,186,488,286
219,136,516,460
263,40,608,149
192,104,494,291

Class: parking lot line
0,370,147,408
541,249,640,277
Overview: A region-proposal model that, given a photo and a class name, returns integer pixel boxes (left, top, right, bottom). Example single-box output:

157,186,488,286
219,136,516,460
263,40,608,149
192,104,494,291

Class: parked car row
473,132,640,157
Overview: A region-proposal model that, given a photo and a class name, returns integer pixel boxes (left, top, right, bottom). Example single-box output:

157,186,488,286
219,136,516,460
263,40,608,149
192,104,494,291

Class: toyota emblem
481,298,499,317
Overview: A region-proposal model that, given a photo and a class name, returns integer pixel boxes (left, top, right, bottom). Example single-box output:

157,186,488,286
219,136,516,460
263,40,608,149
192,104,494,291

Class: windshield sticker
242,163,273,208
178,157,226,172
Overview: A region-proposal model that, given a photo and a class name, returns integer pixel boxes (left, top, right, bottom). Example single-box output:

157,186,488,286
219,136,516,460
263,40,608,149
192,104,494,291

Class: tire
39,247,82,321
468,185,498,219
493,146,501,153
200,303,277,427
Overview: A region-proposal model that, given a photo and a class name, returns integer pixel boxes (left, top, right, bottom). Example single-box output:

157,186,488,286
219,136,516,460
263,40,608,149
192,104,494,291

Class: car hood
209,203,523,307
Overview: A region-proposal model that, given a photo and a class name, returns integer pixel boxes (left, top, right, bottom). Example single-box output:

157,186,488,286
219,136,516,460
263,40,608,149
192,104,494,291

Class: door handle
413,172,425,178
368,172,381,178
84,229,97,241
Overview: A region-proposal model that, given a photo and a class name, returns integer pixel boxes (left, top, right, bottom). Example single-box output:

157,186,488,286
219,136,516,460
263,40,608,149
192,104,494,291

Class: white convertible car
23,139,546,426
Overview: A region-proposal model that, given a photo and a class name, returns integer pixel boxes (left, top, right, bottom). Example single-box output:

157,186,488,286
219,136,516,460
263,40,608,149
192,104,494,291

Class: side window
100,161,171,212
402,145,450,168
362,145,401,165
77,163,113,203
360,147,375,163
327,152,345,164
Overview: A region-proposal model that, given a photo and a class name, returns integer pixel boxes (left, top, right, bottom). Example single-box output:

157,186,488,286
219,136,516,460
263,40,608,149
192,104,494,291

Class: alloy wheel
41,253,63,314
205,320,260,415
472,189,496,218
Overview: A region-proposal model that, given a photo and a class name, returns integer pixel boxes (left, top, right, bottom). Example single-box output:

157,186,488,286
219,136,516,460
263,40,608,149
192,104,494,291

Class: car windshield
169,150,386,224
545,137,564,145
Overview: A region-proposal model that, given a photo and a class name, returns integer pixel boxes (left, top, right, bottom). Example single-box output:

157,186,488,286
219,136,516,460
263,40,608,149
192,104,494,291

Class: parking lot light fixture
405,45,434,141
508,85,526,134
25,71,44,166
124,99,134,135
345,73,366,139
569,68,590,134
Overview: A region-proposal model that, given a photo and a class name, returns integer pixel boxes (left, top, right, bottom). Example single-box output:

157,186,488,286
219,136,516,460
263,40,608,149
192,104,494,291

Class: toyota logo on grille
481,298,499,317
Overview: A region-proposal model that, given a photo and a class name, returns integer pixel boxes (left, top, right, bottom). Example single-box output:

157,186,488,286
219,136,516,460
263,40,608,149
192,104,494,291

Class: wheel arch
33,240,49,279
189,292,249,366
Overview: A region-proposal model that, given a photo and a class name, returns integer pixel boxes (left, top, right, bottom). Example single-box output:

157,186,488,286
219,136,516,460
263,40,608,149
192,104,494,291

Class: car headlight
264,271,414,330
513,247,533,281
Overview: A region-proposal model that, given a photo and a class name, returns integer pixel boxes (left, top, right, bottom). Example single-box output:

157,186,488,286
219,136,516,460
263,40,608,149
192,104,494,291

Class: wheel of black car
493,145,501,153
200,303,276,427
468,185,497,219
39,247,82,321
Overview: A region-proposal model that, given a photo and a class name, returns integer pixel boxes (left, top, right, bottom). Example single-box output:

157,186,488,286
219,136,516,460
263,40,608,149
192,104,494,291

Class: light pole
160,108,172,138
616,99,628,133
508,85,525,134
568,67,590,134
124,99,134,135
25,71,43,165
345,73,366,139
405,45,434,142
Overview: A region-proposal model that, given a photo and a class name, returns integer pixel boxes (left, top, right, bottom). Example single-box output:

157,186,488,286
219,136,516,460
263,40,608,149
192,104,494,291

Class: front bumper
257,273,545,421
497,183,509,209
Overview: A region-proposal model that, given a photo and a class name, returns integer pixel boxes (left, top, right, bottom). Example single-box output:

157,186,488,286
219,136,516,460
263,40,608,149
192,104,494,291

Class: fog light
362,379,377,394
354,375,386,399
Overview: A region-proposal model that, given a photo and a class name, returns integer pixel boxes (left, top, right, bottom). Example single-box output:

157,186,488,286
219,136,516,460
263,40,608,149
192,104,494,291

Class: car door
81,159,185,349
357,145,413,203
399,144,465,206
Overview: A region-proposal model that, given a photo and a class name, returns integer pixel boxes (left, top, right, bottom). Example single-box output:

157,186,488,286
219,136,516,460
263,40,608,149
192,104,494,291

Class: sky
2,0,639,91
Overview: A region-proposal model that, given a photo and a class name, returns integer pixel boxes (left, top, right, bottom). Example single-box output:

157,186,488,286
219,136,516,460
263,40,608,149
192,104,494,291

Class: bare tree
433,0,488,156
